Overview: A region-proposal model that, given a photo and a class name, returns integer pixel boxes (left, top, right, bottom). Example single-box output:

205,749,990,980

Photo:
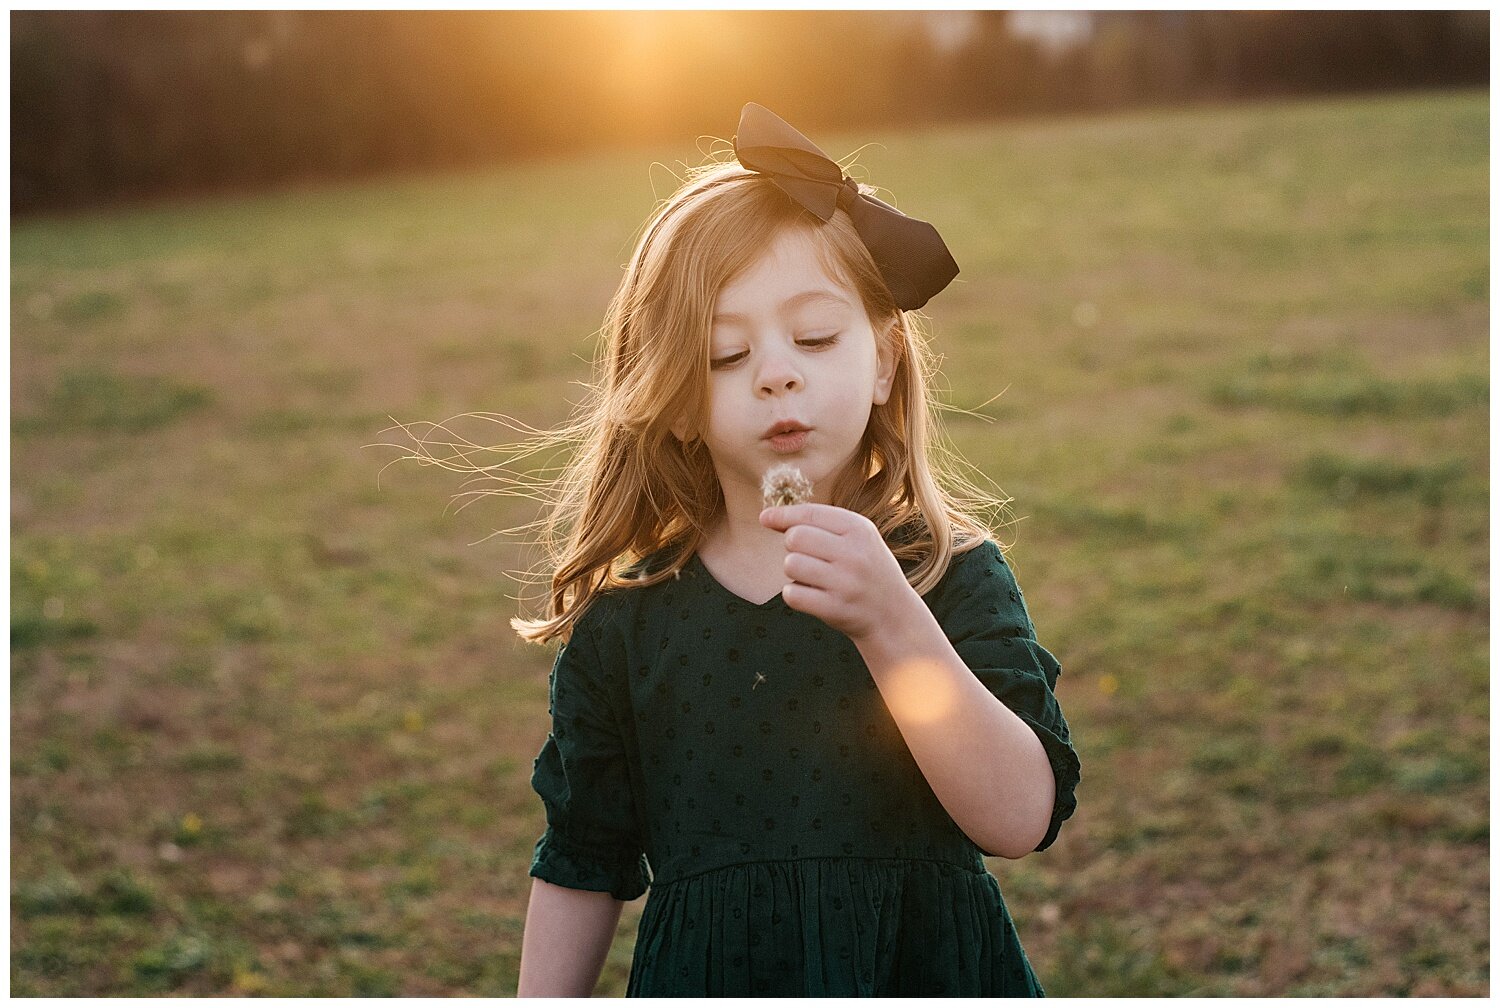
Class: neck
704,499,788,562
701,454,849,559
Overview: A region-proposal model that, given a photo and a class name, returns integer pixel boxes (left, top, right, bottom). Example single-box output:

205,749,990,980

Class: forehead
713,228,856,317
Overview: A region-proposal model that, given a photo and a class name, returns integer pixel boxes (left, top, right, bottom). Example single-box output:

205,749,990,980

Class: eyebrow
712,289,852,324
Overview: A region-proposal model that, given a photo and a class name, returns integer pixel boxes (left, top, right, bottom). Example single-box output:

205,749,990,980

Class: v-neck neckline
689,552,786,610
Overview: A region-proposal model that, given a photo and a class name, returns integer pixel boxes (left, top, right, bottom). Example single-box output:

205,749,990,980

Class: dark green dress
529,537,1081,996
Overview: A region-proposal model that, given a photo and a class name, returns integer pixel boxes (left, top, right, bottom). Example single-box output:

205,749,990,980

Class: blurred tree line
11,9,1487,214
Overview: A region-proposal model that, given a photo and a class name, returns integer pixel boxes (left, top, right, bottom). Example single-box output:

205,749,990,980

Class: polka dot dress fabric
529,537,1081,996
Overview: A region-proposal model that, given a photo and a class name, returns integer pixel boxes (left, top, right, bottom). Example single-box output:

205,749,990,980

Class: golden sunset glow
593,11,740,137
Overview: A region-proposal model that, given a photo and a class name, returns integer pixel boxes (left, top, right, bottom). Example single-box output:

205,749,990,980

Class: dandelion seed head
761,464,813,509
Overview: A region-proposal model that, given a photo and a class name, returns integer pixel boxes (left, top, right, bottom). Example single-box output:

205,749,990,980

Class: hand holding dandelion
759,495,921,644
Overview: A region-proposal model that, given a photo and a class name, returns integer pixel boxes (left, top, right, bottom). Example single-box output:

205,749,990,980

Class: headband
732,102,960,311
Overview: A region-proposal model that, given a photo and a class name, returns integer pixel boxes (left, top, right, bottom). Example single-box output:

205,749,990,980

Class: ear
871,321,899,406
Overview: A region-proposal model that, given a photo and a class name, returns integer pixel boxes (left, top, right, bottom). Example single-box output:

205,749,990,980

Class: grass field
10,89,1488,996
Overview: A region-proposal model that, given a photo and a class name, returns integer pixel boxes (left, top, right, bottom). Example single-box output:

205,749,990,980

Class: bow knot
732,102,959,311
835,175,861,212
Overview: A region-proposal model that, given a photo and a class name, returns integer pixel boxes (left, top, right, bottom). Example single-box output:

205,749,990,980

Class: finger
783,523,843,562
784,551,836,588
780,579,831,620
759,502,851,533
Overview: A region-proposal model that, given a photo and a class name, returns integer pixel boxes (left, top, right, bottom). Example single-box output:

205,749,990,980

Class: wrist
850,582,929,658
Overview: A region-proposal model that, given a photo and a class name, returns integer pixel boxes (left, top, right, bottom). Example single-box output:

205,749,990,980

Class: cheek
701,386,736,436
843,349,881,396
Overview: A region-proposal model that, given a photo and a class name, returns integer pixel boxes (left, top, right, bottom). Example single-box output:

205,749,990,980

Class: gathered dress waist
627,853,1043,997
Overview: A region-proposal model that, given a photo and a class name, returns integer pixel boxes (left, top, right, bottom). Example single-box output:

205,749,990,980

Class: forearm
516,877,626,996
852,588,1055,859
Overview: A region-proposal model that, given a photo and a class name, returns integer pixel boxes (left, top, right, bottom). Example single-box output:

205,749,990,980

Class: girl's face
688,226,896,515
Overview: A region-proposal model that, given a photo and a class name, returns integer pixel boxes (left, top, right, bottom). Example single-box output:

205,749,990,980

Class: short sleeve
529,604,651,900
934,540,1081,852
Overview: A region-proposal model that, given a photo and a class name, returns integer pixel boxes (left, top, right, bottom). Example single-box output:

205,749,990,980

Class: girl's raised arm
516,877,626,996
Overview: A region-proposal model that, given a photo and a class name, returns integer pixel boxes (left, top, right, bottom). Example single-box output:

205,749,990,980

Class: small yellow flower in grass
1098,673,1119,697
231,965,269,995
403,708,424,733
181,812,203,835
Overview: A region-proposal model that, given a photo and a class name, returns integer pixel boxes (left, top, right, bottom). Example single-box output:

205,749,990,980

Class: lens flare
881,658,957,725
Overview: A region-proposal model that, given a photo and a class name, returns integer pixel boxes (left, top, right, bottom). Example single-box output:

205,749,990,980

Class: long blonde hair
395,158,1015,646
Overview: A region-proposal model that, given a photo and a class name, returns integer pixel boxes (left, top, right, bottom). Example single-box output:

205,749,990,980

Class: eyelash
710,335,841,371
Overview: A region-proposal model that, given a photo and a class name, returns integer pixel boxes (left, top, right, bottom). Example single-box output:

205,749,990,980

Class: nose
756,344,803,397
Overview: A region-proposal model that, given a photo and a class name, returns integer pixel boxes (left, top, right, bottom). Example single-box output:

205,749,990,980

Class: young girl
509,103,1081,996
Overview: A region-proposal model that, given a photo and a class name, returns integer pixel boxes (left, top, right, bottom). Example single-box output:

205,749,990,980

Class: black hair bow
732,102,960,311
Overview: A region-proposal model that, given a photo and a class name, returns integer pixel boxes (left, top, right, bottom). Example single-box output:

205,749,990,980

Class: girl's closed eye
710,334,841,370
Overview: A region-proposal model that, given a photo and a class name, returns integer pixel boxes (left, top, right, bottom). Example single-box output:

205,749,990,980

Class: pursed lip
762,420,811,439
